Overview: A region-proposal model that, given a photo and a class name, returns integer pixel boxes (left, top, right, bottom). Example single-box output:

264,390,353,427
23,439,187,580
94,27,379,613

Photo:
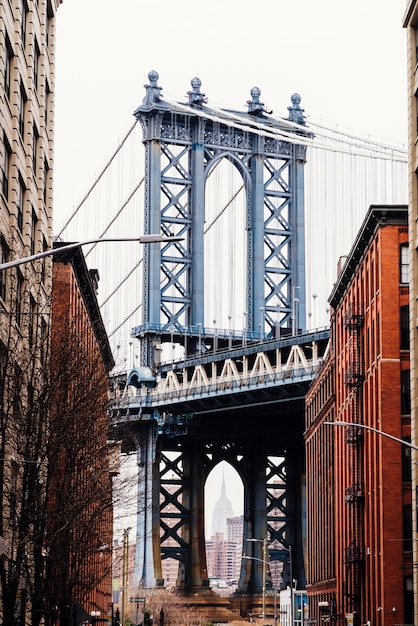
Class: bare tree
0,260,119,626
0,268,52,626
42,265,114,626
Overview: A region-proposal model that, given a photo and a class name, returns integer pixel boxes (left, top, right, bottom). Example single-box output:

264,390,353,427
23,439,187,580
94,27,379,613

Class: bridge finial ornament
246,86,272,117
187,77,207,106
287,93,306,125
141,70,163,107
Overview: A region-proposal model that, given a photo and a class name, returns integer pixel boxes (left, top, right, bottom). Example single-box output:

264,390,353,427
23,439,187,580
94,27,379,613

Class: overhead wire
56,120,138,238
58,94,407,363
85,178,144,257
161,95,406,162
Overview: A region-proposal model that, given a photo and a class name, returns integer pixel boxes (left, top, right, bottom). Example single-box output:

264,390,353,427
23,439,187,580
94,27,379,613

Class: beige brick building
404,3,418,623
0,0,62,623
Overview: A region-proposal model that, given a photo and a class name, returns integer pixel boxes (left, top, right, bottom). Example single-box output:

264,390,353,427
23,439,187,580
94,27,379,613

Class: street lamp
324,419,417,625
0,234,183,270
244,540,292,626
90,610,100,624
246,536,268,622
323,421,418,450
278,545,294,626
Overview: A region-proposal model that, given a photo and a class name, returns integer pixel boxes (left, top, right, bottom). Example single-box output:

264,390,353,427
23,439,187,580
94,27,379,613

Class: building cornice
53,242,115,371
328,204,408,310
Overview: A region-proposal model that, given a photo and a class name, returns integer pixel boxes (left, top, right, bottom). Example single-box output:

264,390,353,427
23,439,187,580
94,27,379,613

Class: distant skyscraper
212,473,234,537
227,515,243,542
206,532,242,584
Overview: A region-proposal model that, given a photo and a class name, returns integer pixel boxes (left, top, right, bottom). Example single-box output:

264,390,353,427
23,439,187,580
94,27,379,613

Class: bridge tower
133,71,312,368
116,72,317,610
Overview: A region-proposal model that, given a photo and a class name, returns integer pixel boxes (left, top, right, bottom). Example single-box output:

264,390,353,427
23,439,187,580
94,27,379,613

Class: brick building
305,205,412,626
48,245,115,625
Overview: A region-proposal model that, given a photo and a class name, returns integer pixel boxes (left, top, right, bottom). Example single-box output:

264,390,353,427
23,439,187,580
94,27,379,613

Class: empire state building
211,474,234,537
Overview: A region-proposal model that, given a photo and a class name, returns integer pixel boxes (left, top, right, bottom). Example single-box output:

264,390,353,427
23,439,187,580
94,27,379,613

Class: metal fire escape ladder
343,302,364,619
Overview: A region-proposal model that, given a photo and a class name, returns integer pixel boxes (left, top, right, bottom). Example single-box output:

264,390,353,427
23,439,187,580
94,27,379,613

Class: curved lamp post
324,419,418,624
244,541,293,626
280,545,294,626
246,536,268,621
323,420,418,450
0,234,183,271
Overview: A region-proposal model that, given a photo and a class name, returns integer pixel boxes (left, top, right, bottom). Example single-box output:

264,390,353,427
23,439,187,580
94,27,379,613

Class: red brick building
48,245,115,625
305,205,412,626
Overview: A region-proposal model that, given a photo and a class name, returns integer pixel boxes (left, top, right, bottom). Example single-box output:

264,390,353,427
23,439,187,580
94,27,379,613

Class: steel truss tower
133,71,312,368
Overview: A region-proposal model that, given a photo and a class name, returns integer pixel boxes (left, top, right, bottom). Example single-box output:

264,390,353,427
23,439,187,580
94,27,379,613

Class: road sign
130,597,146,603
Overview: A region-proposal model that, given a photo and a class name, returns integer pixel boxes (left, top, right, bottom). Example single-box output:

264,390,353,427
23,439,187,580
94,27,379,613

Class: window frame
19,82,27,139
400,244,409,284
2,134,12,200
4,35,13,100
16,174,25,232
0,240,8,301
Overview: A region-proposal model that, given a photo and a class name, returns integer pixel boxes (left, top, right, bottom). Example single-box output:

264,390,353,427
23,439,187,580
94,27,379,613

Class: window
43,158,50,205
46,0,54,47
402,437,412,483
21,0,28,50
44,81,50,127
400,245,409,284
0,241,8,301
30,208,38,255
401,305,410,350
416,28,418,64
19,82,27,138
17,175,25,232
41,235,47,284
2,135,12,199
4,35,13,100
401,369,411,415
32,125,38,174
40,317,48,360
15,271,24,326
403,503,412,551
29,294,36,346
34,40,40,92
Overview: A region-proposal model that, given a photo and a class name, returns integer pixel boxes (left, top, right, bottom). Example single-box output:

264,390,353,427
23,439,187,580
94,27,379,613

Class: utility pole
121,528,130,625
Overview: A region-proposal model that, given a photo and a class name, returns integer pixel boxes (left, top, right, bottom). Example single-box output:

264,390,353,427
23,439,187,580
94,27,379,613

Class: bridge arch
204,151,252,187
204,154,248,331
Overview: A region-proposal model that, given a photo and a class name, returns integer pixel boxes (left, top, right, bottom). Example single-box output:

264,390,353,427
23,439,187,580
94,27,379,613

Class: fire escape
343,302,364,622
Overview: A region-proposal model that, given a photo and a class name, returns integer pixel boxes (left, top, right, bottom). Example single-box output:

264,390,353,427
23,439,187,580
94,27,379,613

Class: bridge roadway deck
110,329,330,442
109,329,330,593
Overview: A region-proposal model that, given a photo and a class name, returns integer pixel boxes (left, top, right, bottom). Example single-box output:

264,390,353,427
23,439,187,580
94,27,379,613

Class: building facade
305,205,412,626
206,532,241,586
0,1,62,624
48,246,115,625
304,355,336,613
403,5,418,623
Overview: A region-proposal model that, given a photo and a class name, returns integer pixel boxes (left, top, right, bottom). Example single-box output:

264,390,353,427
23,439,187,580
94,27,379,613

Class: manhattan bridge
56,71,407,615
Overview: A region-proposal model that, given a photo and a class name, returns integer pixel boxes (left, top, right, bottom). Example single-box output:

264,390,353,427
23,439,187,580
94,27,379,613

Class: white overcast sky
53,0,409,520
53,0,408,229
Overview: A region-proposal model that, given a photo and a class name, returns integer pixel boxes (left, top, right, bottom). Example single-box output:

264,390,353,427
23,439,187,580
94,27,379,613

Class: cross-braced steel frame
133,72,312,367
126,415,306,596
